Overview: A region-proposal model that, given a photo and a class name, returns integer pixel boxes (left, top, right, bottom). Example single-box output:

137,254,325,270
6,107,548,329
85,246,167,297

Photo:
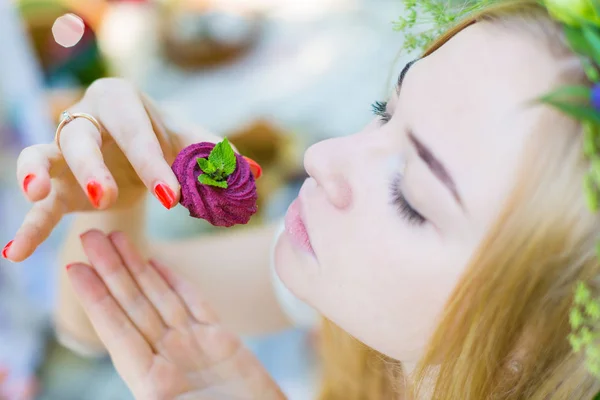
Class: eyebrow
395,59,464,208
396,59,418,94
408,131,464,209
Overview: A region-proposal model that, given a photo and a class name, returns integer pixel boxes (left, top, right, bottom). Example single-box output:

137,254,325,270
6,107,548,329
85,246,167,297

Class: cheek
306,207,470,360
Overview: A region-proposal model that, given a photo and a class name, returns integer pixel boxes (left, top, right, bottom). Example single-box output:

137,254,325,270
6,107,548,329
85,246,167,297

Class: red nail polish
243,156,262,180
2,240,13,259
86,180,103,208
154,183,176,209
23,174,35,193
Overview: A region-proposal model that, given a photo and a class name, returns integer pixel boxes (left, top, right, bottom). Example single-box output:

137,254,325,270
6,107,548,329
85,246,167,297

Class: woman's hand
8,78,223,262
67,230,286,400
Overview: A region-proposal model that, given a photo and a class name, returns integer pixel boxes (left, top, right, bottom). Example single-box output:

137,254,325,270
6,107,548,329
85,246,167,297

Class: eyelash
371,60,417,124
391,174,426,225
371,101,391,123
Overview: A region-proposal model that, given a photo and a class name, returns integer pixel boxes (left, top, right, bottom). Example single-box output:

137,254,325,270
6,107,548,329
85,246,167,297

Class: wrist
71,196,148,241
53,316,107,357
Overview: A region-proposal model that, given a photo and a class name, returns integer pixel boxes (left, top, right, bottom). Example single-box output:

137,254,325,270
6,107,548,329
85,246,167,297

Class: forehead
400,22,568,235
411,22,563,114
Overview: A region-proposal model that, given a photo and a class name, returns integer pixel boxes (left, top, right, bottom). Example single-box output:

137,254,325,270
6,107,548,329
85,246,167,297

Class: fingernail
243,156,262,180
66,263,76,271
23,174,35,193
154,183,176,210
86,180,103,208
2,240,13,259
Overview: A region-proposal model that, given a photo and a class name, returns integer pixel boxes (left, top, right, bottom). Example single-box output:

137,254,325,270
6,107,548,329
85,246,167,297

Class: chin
273,231,314,303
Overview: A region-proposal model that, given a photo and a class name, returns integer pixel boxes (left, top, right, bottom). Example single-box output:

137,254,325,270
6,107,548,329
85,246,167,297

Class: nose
303,137,353,210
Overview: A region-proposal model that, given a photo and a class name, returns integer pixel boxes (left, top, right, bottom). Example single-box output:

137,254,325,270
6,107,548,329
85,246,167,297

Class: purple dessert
172,141,258,227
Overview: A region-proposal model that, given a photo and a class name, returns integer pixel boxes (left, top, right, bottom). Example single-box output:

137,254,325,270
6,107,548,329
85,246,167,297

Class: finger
93,83,180,210
150,258,242,371
79,230,168,347
4,191,67,262
4,378,38,400
109,232,190,329
16,144,62,202
150,259,219,324
0,367,7,384
58,106,118,210
243,156,263,180
67,263,153,383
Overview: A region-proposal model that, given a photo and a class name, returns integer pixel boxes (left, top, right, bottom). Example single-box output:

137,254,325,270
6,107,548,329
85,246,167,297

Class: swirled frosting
172,142,258,227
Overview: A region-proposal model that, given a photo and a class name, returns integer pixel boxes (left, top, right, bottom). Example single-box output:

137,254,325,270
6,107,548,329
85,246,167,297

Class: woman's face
274,22,567,362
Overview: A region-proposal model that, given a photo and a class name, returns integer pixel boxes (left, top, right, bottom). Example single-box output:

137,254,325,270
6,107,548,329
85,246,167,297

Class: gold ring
55,111,102,151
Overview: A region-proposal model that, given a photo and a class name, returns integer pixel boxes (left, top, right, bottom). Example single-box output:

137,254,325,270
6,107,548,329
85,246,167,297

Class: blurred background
0,0,412,398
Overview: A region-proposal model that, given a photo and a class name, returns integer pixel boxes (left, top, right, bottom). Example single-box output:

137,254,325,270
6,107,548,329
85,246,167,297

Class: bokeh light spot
52,13,85,48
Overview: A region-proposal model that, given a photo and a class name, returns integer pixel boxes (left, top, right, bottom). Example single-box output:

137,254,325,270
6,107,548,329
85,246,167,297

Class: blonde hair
317,1,600,399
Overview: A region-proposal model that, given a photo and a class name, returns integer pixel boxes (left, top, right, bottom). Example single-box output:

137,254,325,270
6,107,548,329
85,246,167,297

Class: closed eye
391,174,426,225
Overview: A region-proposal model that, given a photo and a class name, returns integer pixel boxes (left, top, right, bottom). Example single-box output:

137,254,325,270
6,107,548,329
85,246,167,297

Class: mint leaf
198,173,228,189
208,138,237,177
197,158,217,174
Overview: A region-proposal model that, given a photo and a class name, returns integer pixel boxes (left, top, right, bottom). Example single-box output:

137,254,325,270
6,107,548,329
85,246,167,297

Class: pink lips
284,198,314,255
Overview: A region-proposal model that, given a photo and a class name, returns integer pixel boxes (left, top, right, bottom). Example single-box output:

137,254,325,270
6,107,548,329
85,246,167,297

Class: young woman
5,0,600,398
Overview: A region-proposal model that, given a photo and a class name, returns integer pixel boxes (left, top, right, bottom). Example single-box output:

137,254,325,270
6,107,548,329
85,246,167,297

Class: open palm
67,230,285,400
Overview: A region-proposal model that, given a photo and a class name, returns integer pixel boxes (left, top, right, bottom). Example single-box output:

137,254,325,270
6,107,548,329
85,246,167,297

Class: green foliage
570,282,600,379
584,122,600,157
393,0,491,53
584,25,600,65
